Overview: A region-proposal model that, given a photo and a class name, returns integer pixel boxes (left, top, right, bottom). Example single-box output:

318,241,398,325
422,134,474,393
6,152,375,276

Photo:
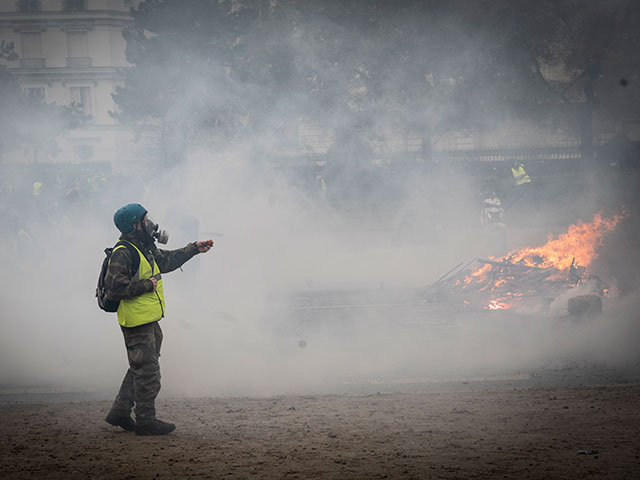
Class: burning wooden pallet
427,256,590,311
425,212,622,312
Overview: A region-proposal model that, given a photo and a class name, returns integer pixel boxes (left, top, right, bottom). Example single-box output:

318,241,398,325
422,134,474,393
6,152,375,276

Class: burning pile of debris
427,212,624,313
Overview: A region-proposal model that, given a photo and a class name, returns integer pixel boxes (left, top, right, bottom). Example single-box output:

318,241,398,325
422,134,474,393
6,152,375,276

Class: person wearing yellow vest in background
32,181,43,196
511,159,531,187
104,203,213,436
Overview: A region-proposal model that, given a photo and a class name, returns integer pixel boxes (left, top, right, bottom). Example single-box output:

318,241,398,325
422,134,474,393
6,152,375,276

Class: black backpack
96,240,140,312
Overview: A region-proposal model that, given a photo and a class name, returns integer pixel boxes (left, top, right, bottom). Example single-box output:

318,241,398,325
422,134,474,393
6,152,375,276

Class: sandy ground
2,381,640,479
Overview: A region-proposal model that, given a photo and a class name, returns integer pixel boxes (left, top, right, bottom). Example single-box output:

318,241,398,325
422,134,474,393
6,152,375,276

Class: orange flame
464,211,623,288
486,299,510,310
503,212,622,271
466,263,491,284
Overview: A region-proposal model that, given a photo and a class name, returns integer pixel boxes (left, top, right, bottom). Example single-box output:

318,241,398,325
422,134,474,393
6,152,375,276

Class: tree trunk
578,103,594,167
420,121,432,164
161,115,168,166
579,75,597,169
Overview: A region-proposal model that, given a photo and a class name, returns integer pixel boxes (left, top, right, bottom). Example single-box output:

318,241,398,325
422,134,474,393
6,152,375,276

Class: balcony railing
17,0,41,12
66,57,92,68
20,57,45,68
63,0,86,11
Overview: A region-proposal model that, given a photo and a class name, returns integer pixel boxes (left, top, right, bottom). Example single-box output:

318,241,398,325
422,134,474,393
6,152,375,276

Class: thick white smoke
1,2,639,398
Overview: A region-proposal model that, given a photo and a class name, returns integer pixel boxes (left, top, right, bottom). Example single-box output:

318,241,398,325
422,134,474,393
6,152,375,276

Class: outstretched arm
154,240,214,273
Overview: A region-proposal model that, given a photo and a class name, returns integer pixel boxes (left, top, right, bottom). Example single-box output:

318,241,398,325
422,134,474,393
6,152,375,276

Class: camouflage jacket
104,230,200,301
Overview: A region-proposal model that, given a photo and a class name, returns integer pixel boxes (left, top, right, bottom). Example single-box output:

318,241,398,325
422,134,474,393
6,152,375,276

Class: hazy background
1,0,639,397
1,152,638,397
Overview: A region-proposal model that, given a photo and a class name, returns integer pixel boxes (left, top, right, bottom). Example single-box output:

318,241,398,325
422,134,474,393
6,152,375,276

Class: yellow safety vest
511,166,531,186
111,243,165,328
33,181,43,196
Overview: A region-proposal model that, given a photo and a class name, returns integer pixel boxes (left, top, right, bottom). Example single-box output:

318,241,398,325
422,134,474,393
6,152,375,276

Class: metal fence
274,143,586,169
431,144,583,163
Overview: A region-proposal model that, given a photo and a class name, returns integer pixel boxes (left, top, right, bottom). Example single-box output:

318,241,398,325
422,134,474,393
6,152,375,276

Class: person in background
509,158,534,212
104,203,213,436
511,159,531,187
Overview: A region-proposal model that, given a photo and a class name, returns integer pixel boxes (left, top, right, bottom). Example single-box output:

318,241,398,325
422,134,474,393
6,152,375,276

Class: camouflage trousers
110,321,163,424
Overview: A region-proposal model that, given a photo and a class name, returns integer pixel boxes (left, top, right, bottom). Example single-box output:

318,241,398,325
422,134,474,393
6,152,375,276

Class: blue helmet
113,203,147,233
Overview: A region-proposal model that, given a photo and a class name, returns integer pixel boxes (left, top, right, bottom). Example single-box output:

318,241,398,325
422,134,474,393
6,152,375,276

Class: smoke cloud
1,1,639,398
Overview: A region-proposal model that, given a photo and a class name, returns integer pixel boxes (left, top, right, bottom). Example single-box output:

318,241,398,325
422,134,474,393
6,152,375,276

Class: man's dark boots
135,418,176,436
105,411,136,431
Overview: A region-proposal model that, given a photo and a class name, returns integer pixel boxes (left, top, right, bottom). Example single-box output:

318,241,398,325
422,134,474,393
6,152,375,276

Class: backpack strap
113,240,141,277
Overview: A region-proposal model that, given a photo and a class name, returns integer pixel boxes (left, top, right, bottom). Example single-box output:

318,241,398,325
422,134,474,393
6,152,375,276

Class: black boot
135,418,176,436
105,411,136,431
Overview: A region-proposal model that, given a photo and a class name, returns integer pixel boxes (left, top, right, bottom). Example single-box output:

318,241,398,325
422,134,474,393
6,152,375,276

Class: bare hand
150,277,158,291
196,239,214,253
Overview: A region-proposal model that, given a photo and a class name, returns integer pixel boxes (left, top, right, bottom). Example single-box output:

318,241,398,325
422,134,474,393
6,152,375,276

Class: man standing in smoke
104,203,213,436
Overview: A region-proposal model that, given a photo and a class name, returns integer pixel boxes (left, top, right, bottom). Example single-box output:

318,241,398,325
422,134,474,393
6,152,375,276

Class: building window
20,31,44,68
70,86,92,115
20,32,42,58
64,0,87,11
23,87,45,100
66,31,91,67
17,0,41,12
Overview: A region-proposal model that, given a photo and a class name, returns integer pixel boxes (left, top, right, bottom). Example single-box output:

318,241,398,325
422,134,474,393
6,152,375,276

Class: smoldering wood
424,255,604,311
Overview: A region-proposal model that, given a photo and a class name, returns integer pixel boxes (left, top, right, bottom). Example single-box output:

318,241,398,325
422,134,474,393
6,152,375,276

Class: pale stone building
0,0,139,165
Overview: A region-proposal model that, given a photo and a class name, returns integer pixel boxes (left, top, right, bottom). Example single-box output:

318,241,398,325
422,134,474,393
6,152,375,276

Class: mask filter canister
145,216,169,244
154,229,169,244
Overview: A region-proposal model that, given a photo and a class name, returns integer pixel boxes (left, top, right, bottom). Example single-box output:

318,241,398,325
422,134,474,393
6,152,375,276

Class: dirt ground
2,382,640,479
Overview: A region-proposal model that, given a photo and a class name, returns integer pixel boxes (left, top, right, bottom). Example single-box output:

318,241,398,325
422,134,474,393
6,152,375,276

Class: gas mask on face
143,215,169,244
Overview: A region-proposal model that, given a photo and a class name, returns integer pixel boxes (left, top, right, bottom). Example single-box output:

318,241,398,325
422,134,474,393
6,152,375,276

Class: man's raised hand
196,240,214,253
